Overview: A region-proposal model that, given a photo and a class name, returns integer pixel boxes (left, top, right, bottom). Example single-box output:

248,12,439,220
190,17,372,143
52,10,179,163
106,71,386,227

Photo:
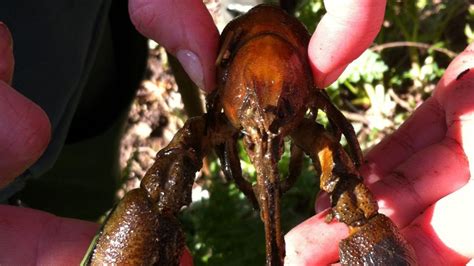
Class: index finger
309,0,386,88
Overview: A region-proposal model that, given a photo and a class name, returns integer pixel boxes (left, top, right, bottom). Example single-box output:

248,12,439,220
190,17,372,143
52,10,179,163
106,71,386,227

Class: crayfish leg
281,143,304,193
290,119,360,195
311,90,364,168
215,137,259,209
291,118,417,264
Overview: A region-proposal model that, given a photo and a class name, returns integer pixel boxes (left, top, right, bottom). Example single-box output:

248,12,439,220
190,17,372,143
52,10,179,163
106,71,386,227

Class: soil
117,45,187,199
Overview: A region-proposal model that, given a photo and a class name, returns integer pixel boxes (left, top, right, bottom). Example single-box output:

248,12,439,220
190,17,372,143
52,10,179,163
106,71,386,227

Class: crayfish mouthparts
82,4,417,266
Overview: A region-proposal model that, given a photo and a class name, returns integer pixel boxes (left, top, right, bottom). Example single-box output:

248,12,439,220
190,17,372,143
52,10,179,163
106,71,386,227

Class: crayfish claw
339,214,417,266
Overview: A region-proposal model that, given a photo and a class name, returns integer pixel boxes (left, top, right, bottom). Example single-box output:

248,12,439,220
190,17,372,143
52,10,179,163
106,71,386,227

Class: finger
361,43,474,183
128,0,219,92
402,181,474,264
0,205,98,264
370,137,470,226
181,248,193,266
0,27,51,187
434,43,474,174
0,205,194,265
360,97,446,184
308,0,386,88
0,84,51,186
366,44,474,226
0,22,14,84
285,209,347,265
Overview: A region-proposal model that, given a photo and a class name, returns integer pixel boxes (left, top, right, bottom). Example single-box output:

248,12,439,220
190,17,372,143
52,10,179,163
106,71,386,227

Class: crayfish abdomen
83,4,417,266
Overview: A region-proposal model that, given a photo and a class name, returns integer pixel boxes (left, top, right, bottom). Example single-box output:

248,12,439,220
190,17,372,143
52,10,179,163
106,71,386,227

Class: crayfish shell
339,214,418,266
217,5,312,137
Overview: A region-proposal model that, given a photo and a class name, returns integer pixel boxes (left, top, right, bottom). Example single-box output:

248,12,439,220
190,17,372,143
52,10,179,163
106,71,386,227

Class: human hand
285,40,474,264
0,22,101,265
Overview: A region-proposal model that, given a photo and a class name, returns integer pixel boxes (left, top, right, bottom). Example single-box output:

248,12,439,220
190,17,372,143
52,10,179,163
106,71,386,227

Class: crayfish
82,4,417,265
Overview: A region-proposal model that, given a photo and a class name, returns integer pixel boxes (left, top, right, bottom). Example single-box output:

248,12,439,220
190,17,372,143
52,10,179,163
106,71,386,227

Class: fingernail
315,191,330,213
176,49,205,90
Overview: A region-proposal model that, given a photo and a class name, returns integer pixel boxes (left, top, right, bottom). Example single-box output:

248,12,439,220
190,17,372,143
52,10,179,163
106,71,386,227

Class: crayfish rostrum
82,4,417,265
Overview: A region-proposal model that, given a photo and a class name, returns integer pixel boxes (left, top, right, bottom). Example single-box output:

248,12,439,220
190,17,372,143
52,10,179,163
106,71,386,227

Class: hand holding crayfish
0,1,473,265
285,42,474,265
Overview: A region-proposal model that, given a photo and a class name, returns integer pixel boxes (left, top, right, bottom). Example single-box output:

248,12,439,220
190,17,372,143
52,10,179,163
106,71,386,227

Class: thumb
0,22,51,188
128,0,218,92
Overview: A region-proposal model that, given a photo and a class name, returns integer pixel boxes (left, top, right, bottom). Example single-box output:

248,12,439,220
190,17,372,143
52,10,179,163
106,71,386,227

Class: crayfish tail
339,214,418,266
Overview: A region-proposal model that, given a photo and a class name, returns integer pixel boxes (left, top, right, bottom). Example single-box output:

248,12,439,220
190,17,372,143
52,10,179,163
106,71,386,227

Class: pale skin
0,0,472,264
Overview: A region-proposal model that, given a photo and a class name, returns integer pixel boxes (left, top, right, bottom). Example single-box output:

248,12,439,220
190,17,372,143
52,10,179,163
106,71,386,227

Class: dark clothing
0,0,148,219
